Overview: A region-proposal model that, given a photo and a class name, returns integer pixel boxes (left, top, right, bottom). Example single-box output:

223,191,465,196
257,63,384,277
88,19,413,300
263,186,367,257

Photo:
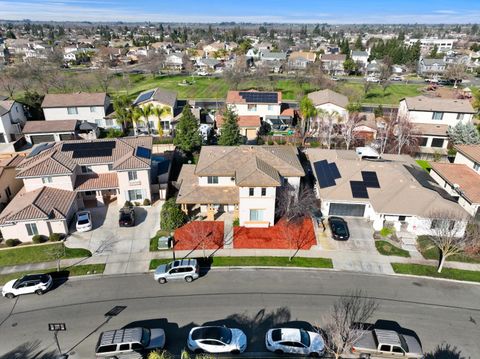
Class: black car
119,207,135,227
328,216,350,240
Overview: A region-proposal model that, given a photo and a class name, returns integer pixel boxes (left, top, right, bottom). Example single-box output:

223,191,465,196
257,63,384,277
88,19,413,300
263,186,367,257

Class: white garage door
329,203,366,217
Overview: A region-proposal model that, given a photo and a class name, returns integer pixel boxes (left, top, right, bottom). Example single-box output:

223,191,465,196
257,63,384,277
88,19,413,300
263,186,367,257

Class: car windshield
300,329,310,347
399,334,409,352
77,214,89,224
141,328,151,346
119,213,131,221
332,222,347,235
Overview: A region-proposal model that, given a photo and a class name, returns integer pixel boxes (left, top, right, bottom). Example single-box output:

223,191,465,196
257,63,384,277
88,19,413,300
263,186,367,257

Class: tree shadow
45,270,70,291
425,343,468,359
133,206,148,226
0,340,58,359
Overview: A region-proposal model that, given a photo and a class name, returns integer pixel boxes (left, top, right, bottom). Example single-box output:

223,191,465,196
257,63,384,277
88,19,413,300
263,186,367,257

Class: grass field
391,263,480,283
0,243,92,267
417,236,480,264
415,160,432,172
375,240,411,257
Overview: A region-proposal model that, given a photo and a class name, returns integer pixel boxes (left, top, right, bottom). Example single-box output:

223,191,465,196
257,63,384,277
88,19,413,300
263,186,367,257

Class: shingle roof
22,120,78,134
133,88,177,107
403,96,475,114
421,58,446,66
289,51,316,62
0,186,76,224
236,157,281,187
413,123,449,136
455,144,480,163
430,163,480,204
321,54,346,62
0,100,15,116
308,89,348,109
75,173,119,191
41,92,107,108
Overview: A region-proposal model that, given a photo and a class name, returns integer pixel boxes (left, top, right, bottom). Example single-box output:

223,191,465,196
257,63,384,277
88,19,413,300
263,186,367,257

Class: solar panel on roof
350,181,369,198
314,160,336,188
63,141,116,158
136,146,151,159
329,162,341,179
134,90,155,105
362,171,380,188
239,91,278,104
28,142,54,157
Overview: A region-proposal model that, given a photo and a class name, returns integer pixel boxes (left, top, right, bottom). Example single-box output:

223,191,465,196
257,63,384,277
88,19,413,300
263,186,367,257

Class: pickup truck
351,328,423,358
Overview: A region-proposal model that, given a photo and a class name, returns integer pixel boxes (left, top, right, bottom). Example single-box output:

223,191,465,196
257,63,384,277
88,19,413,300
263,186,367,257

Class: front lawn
149,256,333,270
0,264,105,285
415,160,432,172
417,236,480,264
336,83,422,105
391,263,480,283
0,243,92,267
375,241,410,257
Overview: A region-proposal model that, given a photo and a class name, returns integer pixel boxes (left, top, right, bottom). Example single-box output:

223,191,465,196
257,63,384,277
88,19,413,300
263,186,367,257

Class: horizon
0,0,479,24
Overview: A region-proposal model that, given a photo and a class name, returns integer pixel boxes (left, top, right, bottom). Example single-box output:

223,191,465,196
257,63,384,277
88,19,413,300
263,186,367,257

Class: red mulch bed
173,221,224,250
233,217,316,249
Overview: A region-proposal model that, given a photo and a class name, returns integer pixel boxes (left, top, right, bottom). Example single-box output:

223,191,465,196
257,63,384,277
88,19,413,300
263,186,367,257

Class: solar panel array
63,141,116,158
133,90,155,105
350,181,369,199
239,91,278,104
136,146,151,159
362,171,380,188
314,160,342,189
28,142,54,157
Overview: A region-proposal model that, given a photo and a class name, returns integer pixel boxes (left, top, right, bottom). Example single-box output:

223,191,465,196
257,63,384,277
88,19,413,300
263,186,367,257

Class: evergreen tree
218,108,242,146
447,123,480,145
354,36,364,50
173,105,202,153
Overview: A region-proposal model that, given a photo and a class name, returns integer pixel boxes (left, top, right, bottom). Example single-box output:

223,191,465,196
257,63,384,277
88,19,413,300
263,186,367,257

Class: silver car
154,259,199,284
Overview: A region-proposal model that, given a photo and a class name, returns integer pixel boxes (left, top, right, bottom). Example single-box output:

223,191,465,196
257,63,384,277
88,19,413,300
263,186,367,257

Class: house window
25,223,38,236
0,133,5,143
81,165,93,173
456,113,464,121
108,164,113,171
207,176,218,184
84,191,95,196
42,176,53,184
128,189,143,201
95,119,103,126
161,121,170,130
431,138,444,148
90,106,97,113
474,163,480,171
67,107,78,115
249,209,264,221
128,171,138,181
105,119,114,126
431,219,455,230
247,104,257,112
432,112,444,120
5,186,11,198
249,188,255,196
418,137,428,147
261,188,267,196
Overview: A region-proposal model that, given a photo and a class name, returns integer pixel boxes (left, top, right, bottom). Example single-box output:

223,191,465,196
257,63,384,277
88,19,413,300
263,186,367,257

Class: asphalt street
0,269,479,358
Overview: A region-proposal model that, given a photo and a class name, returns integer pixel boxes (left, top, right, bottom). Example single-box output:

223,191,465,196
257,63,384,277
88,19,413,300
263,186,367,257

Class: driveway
320,217,375,251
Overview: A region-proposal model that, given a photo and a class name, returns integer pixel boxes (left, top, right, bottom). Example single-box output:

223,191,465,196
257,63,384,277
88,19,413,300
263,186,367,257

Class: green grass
337,83,422,105
417,236,480,264
149,256,333,270
0,243,92,267
149,230,173,252
379,226,395,237
391,263,480,283
415,160,432,172
375,241,410,257
0,264,105,285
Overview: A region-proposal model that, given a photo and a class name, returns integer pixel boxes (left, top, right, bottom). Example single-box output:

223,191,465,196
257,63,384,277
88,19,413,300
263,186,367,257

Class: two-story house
0,154,24,211
0,99,27,144
41,92,117,130
417,57,447,77
0,137,153,242
351,50,369,70
430,144,480,220
398,96,476,152
307,89,349,120
226,90,282,122
176,146,305,228
288,51,317,69
132,88,178,135
320,54,346,75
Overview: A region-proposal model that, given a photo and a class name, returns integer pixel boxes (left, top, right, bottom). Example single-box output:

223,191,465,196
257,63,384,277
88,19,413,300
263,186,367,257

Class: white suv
154,259,199,284
2,274,53,299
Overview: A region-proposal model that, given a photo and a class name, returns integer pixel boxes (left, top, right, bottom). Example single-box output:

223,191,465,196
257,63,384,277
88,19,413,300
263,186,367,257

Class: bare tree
0,69,18,98
276,186,318,223
428,210,472,273
46,243,66,272
445,63,467,88
178,221,223,258
223,57,248,90
96,67,115,93
376,109,395,154
340,113,362,150
319,290,379,359
393,114,417,155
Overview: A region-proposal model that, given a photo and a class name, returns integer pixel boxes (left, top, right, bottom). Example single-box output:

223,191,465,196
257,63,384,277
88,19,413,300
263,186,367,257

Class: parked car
154,259,199,284
265,328,325,357
2,274,53,298
196,70,209,76
119,207,135,227
390,75,403,81
351,328,423,358
187,326,247,354
76,210,92,232
366,76,380,83
95,327,165,358
328,216,350,240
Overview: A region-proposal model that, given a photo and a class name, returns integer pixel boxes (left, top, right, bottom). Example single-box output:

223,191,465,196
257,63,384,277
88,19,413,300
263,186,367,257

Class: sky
1,0,480,24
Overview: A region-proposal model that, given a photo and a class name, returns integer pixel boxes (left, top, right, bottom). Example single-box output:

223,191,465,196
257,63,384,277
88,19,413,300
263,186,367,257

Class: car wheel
4,293,15,299
309,352,320,357
185,276,193,283
158,278,167,284
194,349,203,354
274,349,284,354
230,349,240,355
35,289,44,295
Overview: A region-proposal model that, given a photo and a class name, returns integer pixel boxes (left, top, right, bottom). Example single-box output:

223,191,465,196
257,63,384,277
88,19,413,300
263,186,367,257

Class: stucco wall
118,169,151,203
198,176,236,186
44,105,106,123
315,103,347,119
23,175,75,192
238,186,276,226
0,167,23,205
229,103,281,118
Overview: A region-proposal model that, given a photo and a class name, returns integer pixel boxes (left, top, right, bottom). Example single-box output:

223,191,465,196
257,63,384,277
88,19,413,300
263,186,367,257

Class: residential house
429,145,480,219
307,148,467,237
0,155,24,210
417,57,447,77
215,113,261,142
246,48,260,59
176,145,305,227
164,53,183,69
0,137,153,242
203,42,225,57
351,50,369,70
22,120,98,145
132,88,177,135
398,96,475,153
226,90,282,121
196,58,221,71
41,92,117,129
0,99,27,144
320,54,346,75
366,60,382,77
307,89,349,120
288,51,317,69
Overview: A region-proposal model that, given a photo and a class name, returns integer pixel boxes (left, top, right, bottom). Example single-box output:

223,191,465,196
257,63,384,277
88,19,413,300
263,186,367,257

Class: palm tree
299,96,317,145
133,103,154,134
151,105,172,137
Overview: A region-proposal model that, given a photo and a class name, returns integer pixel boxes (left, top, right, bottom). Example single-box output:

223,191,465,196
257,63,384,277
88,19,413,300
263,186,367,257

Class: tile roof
75,173,119,191
215,114,261,128
0,186,76,224
226,90,282,105
403,96,475,114
430,163,480,203
22,120,78,134
0,100,15,116
455,144,480,163
42,92,107,108
0,155,24,179
308,89,348,109
236,157,281,187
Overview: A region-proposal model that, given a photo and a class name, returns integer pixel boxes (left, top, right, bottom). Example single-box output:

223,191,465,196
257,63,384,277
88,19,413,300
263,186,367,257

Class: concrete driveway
320,217,375,251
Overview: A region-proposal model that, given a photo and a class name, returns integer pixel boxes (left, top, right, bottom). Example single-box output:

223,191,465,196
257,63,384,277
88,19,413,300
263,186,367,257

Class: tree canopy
447,123,480,145
173,105,202,153
218,107,242,146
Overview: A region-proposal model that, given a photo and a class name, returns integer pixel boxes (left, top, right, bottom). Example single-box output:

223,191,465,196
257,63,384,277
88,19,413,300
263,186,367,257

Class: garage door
59,134,74,141
329,203,366,217
30,134,55,144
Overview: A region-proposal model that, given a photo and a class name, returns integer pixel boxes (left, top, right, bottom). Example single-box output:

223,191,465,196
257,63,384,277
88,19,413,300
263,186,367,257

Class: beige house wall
0,167,23,205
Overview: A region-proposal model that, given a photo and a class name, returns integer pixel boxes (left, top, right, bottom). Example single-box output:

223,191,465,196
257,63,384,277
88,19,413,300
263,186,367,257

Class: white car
2,274,53,299
265,328,325,357
187,326,247,354
76,210,92,232
196,70,209,76
366,77,380,83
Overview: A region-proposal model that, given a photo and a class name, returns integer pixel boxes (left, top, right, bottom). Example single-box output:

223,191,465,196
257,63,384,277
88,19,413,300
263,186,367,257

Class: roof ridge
255,156,280,182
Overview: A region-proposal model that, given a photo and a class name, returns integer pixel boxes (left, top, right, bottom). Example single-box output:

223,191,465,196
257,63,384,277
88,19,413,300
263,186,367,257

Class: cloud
433,10,458,14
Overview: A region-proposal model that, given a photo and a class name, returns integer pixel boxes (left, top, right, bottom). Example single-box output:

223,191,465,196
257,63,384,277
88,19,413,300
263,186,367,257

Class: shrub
49,233,63,242
143,198,151,206
309,141,320,148
134,201,141,206
5,238,21,247
124,201,133,207
160,198,187,231
267,140,274,145
32,234,47,244
256,137,265,145
233,218,240,227
276,140,286,145
380,226,395,238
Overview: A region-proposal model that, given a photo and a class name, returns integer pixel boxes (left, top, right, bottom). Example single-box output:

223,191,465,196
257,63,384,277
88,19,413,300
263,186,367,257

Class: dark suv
119,207,135,227
328,216,350,240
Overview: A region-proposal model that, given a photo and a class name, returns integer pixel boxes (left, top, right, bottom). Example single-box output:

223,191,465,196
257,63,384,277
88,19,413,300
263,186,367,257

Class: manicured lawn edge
417,236,480,264
149,256,334,270
391,263,480,283
375,240,410,258
0,264,106,285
